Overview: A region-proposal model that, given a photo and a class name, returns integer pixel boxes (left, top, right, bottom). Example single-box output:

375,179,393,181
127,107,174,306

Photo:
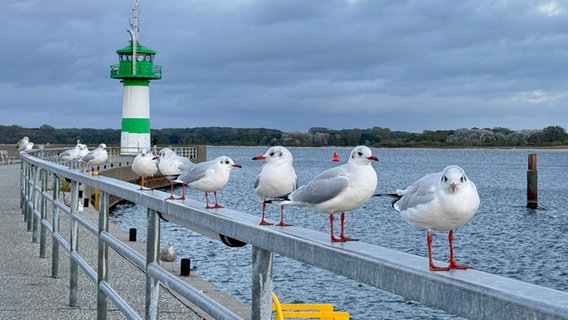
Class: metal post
145,208,160,320
97,191,109,320
69,180,80,307
31,166,40,242
527,153,538,209
39,169,48,257
27,164,37,231
251,246,273,320
19,161,25,209
51,175,60,278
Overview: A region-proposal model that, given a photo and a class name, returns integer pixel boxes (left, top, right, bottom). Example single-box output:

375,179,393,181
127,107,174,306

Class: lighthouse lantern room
110,0,161,155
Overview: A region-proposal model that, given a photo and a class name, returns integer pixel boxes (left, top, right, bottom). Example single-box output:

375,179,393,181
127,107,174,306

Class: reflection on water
111,147,568,319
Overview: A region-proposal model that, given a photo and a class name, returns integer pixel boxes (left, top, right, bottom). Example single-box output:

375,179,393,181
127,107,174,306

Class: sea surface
110,147,568,319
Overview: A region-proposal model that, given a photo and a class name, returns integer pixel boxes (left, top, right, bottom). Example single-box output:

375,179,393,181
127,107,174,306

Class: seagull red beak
450,182,457,191
368,155,379,161
252,155,266,160
233,163,242,168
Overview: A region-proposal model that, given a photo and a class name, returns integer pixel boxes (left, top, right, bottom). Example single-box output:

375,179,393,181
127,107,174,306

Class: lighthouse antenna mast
129,0,139,40
127,0,139,75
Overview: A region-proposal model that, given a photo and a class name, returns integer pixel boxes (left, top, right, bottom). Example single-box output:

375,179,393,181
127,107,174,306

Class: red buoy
332,152,339,162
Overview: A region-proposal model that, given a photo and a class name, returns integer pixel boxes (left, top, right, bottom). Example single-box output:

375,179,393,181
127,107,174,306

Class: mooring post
527,153,538,209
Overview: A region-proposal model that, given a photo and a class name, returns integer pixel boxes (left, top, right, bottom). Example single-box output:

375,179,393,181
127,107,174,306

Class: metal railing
19,149,568,320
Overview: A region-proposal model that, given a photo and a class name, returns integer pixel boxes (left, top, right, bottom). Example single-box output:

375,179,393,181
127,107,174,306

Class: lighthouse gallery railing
19,149,568,320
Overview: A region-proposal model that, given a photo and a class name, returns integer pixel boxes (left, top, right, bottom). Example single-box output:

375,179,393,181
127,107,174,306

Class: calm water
111,147,568,319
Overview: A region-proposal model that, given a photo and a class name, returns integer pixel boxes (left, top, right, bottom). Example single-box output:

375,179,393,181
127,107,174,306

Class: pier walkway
0,163,250,320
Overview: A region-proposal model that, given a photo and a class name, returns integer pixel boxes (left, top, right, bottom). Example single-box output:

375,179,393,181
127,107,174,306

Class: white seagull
80,143,108,175
178,155,242,209
375,165,480,271
17,136,34,152
59,140,88,168
160,242,177,271
273,146,378,242
16,136,29,150
252,146,298,226
157,148,194,200
132,147,159,190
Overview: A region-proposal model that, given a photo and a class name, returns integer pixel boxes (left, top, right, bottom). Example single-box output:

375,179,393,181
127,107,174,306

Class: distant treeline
1,124,567,148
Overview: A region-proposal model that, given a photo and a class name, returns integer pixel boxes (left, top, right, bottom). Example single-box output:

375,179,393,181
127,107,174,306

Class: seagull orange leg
448,230,471,270
275,205,292,227
212,191,223,208
259,200,273,225
339,212,358,241
329,214,341,242
165,183,176,200
428,231,450,271
175,184,185,200
204,192,213,208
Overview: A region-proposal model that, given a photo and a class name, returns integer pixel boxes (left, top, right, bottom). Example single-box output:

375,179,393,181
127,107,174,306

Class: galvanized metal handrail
19,150,568,320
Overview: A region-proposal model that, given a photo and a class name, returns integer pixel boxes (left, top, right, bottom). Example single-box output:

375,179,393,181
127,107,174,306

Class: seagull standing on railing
59,140,89,168
160,242,177,271
270,146,378,242
374,165,480,271
132,147,159,190
79,143,108,175
178,155,241,209
157,148,194,200
16,136,34,152
252,146,298,226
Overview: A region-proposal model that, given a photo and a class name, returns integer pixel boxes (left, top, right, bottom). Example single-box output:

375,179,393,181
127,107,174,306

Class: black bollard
129,228,137,241
180,258,191,276
527,154,538,209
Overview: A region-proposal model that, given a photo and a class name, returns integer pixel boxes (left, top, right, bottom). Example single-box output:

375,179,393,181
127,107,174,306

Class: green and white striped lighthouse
110,1,161,155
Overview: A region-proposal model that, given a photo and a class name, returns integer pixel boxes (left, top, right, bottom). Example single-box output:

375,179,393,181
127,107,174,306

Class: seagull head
441,165,468,192
217,156,242,169
252,146,293,164
349,146,379,164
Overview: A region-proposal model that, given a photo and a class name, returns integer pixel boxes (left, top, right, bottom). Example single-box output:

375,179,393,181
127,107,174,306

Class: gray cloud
2,0,568,133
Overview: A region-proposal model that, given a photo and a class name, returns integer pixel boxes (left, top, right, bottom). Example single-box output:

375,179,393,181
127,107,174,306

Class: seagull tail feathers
373,193,402,209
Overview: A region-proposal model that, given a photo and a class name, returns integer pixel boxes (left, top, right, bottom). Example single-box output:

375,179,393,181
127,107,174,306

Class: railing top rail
20,151,568,320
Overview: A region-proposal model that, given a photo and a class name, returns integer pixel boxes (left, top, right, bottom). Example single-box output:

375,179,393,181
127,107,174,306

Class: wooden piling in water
527,154,538,209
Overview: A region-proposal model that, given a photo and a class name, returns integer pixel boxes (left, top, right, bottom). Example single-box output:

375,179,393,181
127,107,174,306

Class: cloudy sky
2,0,568,133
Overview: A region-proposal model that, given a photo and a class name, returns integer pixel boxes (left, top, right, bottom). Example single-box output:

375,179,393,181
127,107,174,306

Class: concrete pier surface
0,164,250,319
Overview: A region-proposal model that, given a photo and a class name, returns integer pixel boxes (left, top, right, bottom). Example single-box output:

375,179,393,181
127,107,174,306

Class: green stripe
122,118,150,133
123,79,150,86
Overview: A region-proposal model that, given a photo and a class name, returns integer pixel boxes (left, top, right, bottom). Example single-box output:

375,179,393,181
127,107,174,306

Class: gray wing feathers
291,176,349,205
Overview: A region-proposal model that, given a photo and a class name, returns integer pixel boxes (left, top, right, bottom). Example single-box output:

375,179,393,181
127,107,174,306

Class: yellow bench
272,293,349,320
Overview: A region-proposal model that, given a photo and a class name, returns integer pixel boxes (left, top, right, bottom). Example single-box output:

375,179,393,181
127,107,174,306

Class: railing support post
145,208,160,320
39,169,48,257
31,167,42,242
27,164,37,232
251,246,273,320
51,175,60,278
69,180,80,307
97,191,109,320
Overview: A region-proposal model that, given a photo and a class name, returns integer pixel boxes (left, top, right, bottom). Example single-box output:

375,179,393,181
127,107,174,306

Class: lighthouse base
121,132,150,155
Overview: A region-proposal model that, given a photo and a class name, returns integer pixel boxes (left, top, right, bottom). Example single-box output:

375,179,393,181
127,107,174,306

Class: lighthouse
110,0,161,155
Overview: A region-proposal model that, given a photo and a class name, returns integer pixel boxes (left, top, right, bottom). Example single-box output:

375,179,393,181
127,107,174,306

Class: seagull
132,147,159,190
59,140,89,168
160,242,177,271
272,146,378,242
178,155,242,209
17,136,34,152
16,136,29,150
375,165,480,271
157,148,195,200
252,146,298,226
80,143,108,175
